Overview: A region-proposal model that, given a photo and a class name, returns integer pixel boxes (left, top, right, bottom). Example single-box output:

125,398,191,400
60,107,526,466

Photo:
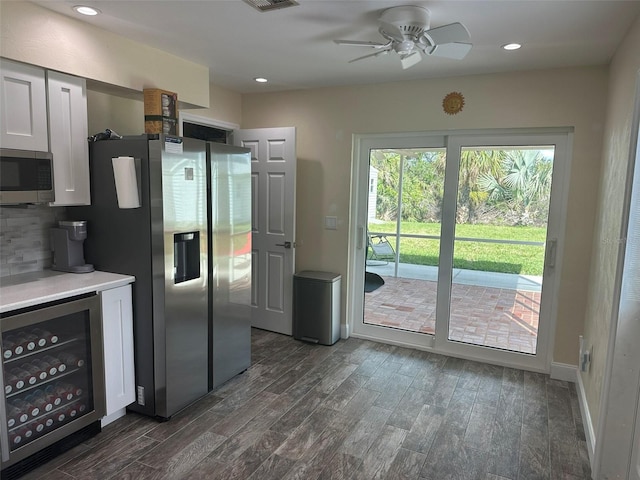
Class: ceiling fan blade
428,42,472,60
334,39,389,48
400,52,422,70
424,22,470,45
348,49,390,63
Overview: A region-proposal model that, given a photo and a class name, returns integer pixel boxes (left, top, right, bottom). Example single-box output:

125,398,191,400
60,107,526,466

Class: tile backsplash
0,206,67,277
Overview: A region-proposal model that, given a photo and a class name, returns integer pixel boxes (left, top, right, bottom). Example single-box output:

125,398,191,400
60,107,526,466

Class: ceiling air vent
243,0,299,12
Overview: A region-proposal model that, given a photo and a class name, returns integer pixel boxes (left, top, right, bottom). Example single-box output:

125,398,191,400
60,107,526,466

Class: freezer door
150,136,209,418
208,143,252,389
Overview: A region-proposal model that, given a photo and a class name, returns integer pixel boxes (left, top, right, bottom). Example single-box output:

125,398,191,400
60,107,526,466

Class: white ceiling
32,0,640,94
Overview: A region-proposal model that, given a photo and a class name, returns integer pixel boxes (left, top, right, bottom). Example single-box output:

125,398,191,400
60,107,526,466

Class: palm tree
457,149,505,223
478,150,553,225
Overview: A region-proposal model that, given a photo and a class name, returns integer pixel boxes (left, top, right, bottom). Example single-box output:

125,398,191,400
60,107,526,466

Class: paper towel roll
112,156,141,209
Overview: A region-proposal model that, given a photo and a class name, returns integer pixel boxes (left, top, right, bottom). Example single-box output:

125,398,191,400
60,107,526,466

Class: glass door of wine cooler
0,294,105,468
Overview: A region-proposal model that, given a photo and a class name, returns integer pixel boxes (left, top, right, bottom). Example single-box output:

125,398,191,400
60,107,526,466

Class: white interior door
232,127,296,335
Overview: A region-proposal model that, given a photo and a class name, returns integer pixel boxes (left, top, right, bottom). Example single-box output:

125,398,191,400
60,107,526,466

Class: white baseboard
101,408,127,428
340,323,350,339
576,370,596,467
550,362,578,382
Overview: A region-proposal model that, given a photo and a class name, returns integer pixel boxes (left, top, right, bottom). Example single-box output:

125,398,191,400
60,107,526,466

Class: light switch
325,216,337,230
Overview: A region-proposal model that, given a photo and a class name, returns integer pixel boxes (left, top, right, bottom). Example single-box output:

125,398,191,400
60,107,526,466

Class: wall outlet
580,349,591,372
579,335,591,373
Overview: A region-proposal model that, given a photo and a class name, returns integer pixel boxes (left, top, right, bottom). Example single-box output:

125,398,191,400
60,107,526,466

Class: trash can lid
295,271,341,282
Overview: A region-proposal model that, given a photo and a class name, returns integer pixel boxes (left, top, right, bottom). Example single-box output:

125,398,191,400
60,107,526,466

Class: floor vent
243,0,299,12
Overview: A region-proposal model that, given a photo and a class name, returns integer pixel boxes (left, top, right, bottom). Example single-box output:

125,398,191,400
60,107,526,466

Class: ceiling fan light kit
334,5,472,69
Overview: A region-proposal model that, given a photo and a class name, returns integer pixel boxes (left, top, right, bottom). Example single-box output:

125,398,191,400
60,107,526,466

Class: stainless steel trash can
293,271,341,345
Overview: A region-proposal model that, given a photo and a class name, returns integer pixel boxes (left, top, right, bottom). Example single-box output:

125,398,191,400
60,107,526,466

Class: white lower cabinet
100,284,135,427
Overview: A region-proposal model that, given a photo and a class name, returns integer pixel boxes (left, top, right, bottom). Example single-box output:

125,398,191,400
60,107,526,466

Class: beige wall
581,16,640,433
1,1,209,107
87,91,145,136
182,83,243,127
87,81,242,136
241,66,609,366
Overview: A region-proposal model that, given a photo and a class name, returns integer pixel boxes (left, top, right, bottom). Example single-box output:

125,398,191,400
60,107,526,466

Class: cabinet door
100,285,135,420
47,71,90,206
0,59,48,151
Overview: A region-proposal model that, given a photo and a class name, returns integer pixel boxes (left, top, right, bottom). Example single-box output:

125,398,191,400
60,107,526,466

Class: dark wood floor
21,328,591,480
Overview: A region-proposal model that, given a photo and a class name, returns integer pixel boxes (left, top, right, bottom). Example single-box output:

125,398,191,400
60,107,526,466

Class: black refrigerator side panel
71,137,156,417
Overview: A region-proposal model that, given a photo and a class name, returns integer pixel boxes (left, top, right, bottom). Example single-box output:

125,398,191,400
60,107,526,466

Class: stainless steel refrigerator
72,134,251,420
207,142,252,390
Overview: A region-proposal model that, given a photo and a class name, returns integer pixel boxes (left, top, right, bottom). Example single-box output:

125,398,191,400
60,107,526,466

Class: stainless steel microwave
0,149,54,205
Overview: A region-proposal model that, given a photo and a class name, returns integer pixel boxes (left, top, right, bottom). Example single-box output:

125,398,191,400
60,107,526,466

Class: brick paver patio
364,276,540,354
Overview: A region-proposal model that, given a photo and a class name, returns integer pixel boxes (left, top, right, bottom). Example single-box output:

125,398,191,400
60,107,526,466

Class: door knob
276,241,292,249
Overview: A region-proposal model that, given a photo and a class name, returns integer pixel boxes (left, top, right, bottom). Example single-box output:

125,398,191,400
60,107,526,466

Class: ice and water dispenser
174,231,200,283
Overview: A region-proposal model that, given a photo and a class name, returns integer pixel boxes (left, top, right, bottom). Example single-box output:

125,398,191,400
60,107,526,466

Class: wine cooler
0,293,105,478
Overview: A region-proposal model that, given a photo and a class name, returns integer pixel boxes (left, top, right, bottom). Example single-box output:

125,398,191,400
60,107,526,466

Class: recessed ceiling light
502,43,522,51
254,77,268,83
73,5,101,16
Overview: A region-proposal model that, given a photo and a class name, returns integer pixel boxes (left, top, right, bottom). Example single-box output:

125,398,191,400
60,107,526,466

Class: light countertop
0,270,135,314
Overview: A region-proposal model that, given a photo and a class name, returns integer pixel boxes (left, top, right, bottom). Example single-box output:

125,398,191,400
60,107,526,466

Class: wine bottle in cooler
30,328,59,346
42,354,65,374
21,362,47,382
6,403,28,428
10,366,32,389
64,403,78,419
3,334,23,357
8,430,23,448
42,414,55,430
44,384,62,408
17,424,34,442
31,357,57,377
22,332,38,352
53,410,66,423
4,371,18,395
10,398,39,418
3,335,18,359
32,417,47,435
53,382,75,402
26,389,53,414
59,352,85,369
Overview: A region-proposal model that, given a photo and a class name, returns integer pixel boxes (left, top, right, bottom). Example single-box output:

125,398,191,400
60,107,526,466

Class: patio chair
367,232,396,265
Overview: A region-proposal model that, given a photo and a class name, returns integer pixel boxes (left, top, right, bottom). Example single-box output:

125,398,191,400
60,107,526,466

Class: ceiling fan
334,5,472,69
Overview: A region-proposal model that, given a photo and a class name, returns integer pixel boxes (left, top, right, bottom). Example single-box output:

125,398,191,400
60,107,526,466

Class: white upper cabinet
47,70,91,206
0,59,48,151
0,60,91,205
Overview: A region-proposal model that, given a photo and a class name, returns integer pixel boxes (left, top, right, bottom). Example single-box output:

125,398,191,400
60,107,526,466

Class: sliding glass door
364,147,445,336
351,130,570,370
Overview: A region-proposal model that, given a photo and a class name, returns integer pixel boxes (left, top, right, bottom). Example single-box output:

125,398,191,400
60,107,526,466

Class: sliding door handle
357,226,364,250
545,238,557,269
